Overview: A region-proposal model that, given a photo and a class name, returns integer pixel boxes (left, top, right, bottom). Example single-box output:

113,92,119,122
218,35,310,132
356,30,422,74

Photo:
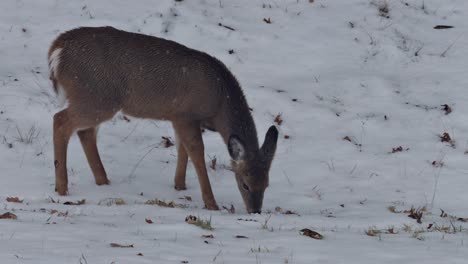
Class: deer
48,26,278,214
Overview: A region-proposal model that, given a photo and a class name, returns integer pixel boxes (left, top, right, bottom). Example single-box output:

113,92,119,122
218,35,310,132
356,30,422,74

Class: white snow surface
1,0,468,263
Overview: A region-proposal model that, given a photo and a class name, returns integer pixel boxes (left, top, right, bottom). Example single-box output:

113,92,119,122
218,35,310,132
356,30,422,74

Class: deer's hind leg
77,127,109,185
53,109,75,195
53,104,117,195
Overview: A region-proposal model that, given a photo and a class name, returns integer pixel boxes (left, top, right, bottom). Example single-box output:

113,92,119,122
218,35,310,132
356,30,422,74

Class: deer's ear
261,126,278,161
228,135,246,161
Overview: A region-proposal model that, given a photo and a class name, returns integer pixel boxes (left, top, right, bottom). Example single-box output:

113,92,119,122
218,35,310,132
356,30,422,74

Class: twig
212,250,222,262
441,34,463,57
430,155,445,208
282,170,292,186
122,123,139,142
128,145,159,180
218,23,235,31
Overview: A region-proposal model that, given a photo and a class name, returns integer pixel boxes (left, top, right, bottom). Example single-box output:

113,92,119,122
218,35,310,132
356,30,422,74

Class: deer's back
50,26,232,120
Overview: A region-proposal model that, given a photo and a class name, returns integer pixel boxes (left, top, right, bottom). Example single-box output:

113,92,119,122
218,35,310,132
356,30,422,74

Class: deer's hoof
55,186,68,196
96,178,110,185
205,203,220,211
174,185,187,191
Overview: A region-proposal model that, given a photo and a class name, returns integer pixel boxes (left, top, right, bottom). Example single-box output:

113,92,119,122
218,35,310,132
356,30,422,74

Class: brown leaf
434,25,454,29
237,218,258,222
441,104,452,115
63,199,86,205
110,243,134,248
300,228,323,240
202,234,214,239
432,160,444,167
161,136,174,148
282,210,300,216
0,212,17,220
440,209,448,218
210,156,217,170
145,218,153,224
406,207,424,224
222,204,236,214
6,197,23,203
137,253,143,256
439,132,454,146
179,196,192,202
185,215,197,224
274,113,283,126
391,146,403,153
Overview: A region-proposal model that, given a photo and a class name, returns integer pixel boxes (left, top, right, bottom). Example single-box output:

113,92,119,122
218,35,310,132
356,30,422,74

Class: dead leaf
274,113,283,125
210,156,217,170
145,218,153,224
202,234,214,239
300,228,323,240
179,196,192,202
137,253,143,256
98,198,125,206
406,207,424,224
110,243,134,248
0,212,17,220
235,235,248,239
439,132,455,147
282,210,300,216
63,199,86,205
6,197,23,203
434,25,454,29
237,218,258,222
145,199,184,208
222,204,235,214
185,215,197,224
161,136,174,148
441,104,452,115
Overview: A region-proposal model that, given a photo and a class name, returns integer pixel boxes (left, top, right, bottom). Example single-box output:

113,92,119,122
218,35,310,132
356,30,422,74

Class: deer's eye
242,183,250,191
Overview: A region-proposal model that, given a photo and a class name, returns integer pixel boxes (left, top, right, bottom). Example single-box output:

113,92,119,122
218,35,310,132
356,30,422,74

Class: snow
1,0,468,263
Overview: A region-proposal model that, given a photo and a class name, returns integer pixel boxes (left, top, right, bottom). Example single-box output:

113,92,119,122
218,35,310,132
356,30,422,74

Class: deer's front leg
173,131,188,190
172,121,219,210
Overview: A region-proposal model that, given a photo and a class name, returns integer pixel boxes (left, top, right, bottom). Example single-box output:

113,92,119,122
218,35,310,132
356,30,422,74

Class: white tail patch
49,48,62,78
56,82,68,108
49,48,67,108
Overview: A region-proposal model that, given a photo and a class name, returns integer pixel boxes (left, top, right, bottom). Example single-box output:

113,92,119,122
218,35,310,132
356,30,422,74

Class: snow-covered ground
1,0,468,263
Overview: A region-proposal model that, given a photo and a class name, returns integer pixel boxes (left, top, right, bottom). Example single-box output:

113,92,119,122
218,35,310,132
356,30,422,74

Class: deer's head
228,126,278,214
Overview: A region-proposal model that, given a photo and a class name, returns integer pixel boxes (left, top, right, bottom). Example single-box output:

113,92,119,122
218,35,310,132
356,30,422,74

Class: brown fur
48,26,278,212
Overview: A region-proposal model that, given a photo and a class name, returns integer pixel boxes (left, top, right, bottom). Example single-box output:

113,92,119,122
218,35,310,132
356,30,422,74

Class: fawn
48,27,278,213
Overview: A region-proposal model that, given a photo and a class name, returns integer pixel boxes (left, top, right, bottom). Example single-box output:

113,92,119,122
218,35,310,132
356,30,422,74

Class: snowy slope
1,0,468,263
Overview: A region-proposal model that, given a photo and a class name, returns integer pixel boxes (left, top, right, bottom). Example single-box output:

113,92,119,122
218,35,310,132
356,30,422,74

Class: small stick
218,23,235,31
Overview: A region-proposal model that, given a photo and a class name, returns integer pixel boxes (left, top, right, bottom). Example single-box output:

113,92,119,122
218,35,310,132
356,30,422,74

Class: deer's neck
216,87,259,153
